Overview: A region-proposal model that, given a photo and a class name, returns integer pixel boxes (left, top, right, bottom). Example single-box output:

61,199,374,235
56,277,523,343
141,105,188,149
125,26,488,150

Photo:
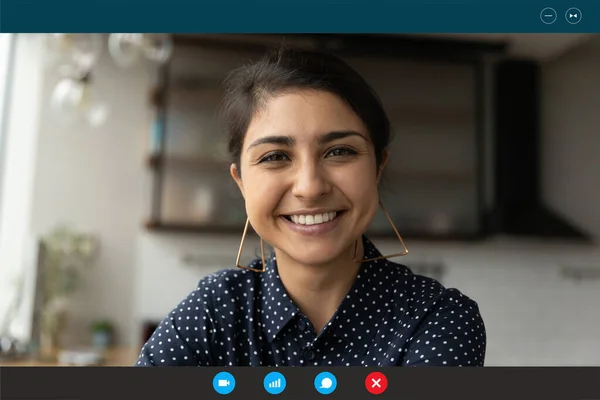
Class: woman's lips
280,211,344,236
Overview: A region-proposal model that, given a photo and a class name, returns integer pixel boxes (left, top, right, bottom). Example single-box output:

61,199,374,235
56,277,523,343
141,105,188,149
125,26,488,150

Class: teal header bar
0,0,598,33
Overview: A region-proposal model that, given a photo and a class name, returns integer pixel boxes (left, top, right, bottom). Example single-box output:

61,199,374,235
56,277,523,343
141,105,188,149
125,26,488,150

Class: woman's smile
279,209,347,236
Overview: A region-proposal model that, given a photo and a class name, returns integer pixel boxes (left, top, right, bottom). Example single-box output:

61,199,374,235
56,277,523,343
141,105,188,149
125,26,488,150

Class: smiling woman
136,47,486,367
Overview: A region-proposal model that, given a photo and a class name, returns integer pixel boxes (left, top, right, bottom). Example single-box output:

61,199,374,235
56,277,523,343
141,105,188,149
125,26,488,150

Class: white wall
26,36,153,346
541,35,600,240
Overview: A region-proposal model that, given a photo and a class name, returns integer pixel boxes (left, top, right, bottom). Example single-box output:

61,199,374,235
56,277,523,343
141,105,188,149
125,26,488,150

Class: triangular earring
353,200,408,263
235,218,266,272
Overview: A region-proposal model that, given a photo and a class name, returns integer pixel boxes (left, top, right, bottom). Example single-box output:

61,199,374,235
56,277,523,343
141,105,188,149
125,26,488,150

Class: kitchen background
0,33,598,366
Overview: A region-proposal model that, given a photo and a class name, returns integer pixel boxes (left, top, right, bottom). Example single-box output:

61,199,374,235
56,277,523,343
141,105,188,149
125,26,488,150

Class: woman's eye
259,152,289,163
326,147,357,157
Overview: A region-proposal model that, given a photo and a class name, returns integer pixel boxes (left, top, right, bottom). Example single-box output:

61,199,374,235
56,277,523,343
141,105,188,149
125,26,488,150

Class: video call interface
0,0,599,399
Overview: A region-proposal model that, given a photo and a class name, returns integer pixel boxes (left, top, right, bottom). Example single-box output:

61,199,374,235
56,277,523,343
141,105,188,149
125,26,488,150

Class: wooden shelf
145,220,247,234
171,77,224,91
148,155,473,183
163,84,473,127
0,347,139,367
171,34,507,62
148,155,230,173
145,220,480,241
385,169,474,183
386,105,474,127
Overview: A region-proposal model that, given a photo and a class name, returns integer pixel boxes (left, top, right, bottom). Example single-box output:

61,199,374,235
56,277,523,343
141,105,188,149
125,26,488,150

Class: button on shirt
136,237,486,367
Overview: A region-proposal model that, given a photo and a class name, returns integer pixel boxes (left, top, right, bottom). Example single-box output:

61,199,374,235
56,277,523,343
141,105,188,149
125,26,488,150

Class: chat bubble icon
319,377,333,389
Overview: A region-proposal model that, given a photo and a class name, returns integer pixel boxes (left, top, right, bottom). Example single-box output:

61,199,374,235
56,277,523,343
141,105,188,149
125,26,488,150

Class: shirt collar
259,256,299,343
259,236,396,345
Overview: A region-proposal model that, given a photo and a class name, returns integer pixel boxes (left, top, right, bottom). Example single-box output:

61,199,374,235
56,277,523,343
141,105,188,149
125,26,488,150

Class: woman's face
231,90,385,266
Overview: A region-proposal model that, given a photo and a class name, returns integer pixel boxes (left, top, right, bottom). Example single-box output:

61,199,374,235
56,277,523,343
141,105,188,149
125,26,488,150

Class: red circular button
365,372,388,395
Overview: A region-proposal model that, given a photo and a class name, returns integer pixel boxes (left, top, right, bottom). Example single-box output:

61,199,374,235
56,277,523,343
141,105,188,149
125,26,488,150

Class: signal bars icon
263,372,287,395
268,378,282,388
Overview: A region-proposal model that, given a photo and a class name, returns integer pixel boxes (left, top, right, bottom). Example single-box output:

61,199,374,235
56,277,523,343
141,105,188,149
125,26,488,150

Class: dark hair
220,47,392,172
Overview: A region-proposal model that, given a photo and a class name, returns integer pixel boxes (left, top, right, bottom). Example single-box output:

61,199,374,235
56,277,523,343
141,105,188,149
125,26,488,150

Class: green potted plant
90,320,114,349
39,225,99,355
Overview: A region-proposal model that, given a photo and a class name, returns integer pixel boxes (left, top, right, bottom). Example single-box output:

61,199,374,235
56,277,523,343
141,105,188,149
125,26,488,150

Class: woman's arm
402,289,486,366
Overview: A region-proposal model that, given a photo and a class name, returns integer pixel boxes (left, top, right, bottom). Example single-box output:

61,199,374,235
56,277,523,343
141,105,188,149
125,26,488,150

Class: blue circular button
565,7,582,24
540,7,557,24
264,371,287,395
314,372,337,395
213,371,236,395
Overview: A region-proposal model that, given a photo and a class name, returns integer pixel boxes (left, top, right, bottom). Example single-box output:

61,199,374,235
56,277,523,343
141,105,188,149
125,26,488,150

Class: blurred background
0,33,598,366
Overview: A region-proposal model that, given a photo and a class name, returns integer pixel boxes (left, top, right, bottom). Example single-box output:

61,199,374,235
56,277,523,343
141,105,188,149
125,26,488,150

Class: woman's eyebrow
247,135,295,151
246,130,367,152
318,130,368,143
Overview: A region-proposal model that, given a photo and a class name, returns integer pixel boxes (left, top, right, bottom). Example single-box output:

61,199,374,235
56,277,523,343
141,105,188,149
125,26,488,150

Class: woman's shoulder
194,263,263,296
384,259,481,312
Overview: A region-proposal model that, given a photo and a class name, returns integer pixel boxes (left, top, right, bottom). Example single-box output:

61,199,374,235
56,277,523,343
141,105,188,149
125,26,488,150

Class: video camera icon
213,372,236,395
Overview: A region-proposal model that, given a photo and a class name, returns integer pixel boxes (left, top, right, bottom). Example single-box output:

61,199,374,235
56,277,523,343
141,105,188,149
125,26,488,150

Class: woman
136,47,486,367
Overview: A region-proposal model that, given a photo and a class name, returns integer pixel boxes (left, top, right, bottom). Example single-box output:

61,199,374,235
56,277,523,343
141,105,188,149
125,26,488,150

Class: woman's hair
220,47,392,172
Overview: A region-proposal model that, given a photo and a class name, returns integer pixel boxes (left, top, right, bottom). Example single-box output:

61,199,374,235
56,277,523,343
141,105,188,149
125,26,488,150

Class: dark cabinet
145,34,502,239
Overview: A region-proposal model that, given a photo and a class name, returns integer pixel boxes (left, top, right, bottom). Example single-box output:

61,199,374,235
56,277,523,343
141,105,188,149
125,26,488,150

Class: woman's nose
291,162,332,200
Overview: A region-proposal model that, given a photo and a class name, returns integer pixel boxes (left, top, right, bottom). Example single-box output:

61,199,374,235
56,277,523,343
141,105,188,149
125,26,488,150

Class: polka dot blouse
136,236,486,367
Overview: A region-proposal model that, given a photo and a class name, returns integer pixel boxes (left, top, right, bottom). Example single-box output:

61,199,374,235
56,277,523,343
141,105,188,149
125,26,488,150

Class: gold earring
236,218,267,272
353,200,408,263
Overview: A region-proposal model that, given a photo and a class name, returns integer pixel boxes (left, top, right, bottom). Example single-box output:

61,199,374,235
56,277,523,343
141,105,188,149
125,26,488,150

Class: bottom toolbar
1,366,599,400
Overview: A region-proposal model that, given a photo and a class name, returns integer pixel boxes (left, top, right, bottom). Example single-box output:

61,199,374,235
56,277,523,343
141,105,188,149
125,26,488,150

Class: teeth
289,212,337,225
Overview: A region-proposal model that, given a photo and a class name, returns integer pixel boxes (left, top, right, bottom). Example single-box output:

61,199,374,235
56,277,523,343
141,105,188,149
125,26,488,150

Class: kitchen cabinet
144,34,500,239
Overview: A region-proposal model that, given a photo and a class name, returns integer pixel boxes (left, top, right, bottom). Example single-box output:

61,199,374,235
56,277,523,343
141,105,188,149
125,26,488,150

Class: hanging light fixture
141,34,174,64
107,34,144,68
44,34,104,74
45,34,173,127
50,70,109,128
108,33,173,67
45,33,173,71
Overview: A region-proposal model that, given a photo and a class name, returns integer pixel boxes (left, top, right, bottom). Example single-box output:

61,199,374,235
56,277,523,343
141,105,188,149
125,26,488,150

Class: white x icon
371,378,381,388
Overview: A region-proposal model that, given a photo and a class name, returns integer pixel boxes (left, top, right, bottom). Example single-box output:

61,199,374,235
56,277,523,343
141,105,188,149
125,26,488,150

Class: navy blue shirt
136,237,486,367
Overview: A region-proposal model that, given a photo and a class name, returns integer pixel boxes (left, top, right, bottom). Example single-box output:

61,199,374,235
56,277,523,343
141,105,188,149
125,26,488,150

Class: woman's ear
230,163,245,198
377,150,389,183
